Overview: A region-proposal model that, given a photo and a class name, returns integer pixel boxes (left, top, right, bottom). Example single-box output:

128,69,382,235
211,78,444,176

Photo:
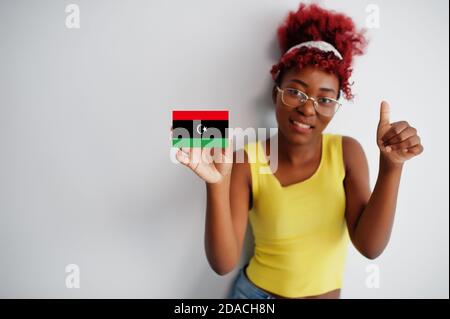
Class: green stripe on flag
172,138,228,148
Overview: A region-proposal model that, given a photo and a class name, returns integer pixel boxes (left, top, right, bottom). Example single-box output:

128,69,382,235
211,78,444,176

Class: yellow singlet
244,133,349,298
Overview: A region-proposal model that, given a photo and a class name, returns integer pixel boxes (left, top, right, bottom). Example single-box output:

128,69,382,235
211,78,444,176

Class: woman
174,3,423,299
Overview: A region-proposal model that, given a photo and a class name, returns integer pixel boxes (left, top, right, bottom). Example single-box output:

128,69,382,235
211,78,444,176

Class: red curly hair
271,3,367,100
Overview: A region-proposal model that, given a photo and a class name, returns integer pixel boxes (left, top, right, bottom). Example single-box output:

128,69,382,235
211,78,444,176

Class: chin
280,127,312,145
281,122,318,144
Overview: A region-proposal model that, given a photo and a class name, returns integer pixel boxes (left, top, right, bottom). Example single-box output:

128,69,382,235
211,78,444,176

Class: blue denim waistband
227,265,276,299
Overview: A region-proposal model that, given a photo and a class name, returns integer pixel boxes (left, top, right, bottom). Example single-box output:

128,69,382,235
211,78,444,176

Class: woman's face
273,65,340,145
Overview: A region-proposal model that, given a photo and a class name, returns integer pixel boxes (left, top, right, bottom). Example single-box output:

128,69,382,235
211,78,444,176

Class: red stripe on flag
172,110,229,120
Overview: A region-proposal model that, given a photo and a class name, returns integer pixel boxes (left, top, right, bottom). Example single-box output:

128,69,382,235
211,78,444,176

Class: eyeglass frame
275,86,342,117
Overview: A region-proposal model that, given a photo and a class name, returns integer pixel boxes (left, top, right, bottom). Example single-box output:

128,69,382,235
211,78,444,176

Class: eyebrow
288,79,337,94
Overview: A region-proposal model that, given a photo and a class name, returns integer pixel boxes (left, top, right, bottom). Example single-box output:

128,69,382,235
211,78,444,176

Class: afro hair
270,3,367,100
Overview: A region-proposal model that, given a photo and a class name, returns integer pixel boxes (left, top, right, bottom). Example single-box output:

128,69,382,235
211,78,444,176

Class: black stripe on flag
172,120,228,139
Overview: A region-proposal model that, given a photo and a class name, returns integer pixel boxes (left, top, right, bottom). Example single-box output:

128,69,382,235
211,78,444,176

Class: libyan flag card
172,110,229,148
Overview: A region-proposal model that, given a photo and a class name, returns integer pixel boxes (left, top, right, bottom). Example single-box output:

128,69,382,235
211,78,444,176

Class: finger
211,146,222,162
210,147,219,156
180,146,201,166
381,121,410,143
180,147,191,156
384,127,417,146
388,135,421,151
211,137,233,163
405,144,424,156
379,101,390,127
201,147,214,164
190,147,203,165
202,145,222,164
176,149,190,165
223,136,234,161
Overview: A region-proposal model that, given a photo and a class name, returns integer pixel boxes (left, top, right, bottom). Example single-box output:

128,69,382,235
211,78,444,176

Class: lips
289,117,315,129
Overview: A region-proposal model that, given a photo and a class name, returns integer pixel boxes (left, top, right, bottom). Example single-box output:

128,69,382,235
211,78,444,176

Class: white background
0,0,448,298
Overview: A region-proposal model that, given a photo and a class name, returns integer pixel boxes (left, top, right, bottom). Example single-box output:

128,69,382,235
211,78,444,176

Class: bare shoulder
232,146,251,186
231,146,253,208
342,135,367,173
342,135,364,151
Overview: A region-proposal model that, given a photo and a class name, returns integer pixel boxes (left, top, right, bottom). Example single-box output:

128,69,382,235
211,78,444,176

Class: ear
272,85,278,105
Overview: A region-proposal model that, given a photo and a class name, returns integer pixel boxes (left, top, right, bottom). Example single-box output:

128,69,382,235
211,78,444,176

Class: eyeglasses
276,86,341,117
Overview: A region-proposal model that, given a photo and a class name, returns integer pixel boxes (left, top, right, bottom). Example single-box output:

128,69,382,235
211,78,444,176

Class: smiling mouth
290,119,314,129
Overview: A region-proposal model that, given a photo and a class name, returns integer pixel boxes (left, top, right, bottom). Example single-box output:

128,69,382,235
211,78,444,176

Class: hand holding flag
175,135,234,184
171,110,233,184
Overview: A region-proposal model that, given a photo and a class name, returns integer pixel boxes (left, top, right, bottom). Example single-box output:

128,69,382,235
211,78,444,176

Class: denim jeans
227,265,276,299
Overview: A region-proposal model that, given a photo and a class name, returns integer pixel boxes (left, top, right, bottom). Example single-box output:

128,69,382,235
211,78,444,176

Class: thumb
379,101,390,126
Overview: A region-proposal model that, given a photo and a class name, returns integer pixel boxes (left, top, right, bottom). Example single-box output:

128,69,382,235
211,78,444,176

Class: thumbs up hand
377,101,424,165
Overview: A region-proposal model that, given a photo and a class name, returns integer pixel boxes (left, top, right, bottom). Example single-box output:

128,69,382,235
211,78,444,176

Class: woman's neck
276,131,322,166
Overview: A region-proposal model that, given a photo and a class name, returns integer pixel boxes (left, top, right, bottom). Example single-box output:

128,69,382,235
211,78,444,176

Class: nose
296,98,316,116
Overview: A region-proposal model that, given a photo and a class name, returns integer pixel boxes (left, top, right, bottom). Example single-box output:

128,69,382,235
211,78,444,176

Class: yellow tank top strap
323,133,345,180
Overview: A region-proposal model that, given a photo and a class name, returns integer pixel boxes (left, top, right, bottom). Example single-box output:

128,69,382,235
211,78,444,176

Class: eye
286,88,300,96
318,97,336,105
286,88,308,101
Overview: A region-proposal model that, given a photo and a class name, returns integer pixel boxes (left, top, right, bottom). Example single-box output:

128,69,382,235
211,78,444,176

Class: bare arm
175,140,251,275
343,136,403,259
205,153,251,275
343,101,424,259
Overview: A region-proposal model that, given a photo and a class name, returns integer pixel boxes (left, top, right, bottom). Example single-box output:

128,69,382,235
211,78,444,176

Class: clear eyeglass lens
283,88,307,106
317,98,339,115
281,88,340,116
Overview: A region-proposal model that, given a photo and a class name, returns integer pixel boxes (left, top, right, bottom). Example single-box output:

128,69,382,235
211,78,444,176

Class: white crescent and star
196,124,207,135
